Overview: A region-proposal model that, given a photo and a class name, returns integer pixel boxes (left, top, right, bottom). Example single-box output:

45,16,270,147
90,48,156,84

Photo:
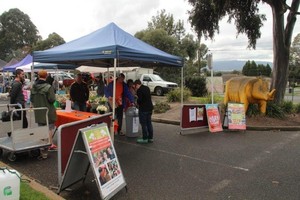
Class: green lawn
20,182,50,200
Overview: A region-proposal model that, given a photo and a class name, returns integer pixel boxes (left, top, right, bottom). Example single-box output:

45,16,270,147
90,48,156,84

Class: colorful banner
205,104,223,133
227,103,246,130
82,125,125,199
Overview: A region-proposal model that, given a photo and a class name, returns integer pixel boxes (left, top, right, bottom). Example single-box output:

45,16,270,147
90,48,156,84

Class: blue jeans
139,111,153,140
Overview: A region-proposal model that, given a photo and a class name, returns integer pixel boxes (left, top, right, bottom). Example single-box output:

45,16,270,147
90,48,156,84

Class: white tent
16,62,39,72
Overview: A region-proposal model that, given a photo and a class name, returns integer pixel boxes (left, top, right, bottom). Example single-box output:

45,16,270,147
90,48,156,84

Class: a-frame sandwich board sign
223,103,246,131
58,123,126,199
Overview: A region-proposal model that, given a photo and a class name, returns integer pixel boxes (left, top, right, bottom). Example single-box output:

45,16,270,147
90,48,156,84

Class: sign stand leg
222,104,228,129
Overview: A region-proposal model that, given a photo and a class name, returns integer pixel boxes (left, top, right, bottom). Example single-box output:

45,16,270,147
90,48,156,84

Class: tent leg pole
111,58,117,142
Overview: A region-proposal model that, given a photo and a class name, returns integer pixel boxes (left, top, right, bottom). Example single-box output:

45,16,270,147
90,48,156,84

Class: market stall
33,22,183,140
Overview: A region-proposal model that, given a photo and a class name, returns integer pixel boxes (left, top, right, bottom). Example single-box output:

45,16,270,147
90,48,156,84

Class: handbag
1,106,21,122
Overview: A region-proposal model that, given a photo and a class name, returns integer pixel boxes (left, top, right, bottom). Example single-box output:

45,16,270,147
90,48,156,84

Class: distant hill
211,60,273,72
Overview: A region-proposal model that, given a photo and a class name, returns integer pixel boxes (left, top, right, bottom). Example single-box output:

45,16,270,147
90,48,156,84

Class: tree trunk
270,2,290,104
269,0,300,103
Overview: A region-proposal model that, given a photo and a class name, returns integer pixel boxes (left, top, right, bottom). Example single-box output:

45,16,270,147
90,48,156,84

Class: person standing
134,79,154,144
10,69,28,128
125,79,136,111
96,73,105,97
45,73,54,86
70,73,89,111
105,73,134,135
30,70,57,153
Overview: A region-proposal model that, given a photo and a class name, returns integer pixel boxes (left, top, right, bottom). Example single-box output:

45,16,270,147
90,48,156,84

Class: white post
207,53,213,104
211,68,214,104
31,61,34,86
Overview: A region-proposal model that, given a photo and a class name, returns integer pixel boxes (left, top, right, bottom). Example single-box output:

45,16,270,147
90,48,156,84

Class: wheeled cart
0,105,51,161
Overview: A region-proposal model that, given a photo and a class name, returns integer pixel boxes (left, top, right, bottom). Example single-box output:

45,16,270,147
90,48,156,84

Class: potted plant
89,93,99,109
99,96,108,105
96,105,108,114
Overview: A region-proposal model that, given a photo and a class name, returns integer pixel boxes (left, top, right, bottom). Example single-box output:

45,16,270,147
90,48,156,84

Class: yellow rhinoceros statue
224,77,276,114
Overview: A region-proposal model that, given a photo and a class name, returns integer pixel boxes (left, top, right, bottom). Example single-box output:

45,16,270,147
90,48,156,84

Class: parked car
139,74,178,96
48,72,75,87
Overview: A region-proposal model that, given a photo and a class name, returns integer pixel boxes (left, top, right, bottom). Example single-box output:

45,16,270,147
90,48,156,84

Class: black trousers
16,104,28,128
115,106,123,133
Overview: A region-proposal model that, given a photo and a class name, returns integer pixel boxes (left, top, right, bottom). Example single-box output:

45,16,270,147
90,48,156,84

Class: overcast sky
1,0,299,62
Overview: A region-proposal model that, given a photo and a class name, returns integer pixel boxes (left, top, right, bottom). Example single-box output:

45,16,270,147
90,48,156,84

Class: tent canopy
2,54,32,72
76,66,139,73
17,62,77,72
33,22,183,68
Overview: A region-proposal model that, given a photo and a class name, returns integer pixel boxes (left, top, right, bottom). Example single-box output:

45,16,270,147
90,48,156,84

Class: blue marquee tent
33,22,183,68
2,54,33,72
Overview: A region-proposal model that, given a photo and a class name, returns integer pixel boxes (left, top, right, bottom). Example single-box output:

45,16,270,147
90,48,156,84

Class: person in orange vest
105,73,134,136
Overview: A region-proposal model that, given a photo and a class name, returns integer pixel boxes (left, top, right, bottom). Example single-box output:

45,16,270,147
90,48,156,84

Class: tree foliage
184,43,209,79
188,0,300,103
135,28,181,83
242,60,272,76
0,8,40,61
289,33,300,84
185,76,208,97
33,32,65,51
135,9,200,84
148,9,185,41
188,0,266,48
135,29,179,55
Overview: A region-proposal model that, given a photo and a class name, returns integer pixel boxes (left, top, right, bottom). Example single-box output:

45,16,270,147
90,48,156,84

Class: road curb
152,117,300,131
152,117,180,125
246,126,300,131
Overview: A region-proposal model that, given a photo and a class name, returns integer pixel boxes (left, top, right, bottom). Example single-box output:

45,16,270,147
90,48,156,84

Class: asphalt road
1,96,300,199
1,121,300,200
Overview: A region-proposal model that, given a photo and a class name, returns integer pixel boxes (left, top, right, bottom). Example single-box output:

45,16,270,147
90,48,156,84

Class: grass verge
20,182,50,200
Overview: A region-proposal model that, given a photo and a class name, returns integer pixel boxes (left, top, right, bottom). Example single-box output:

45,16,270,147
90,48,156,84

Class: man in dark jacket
31,70,57,153
10,69,28,128
70,73,89,111
134,79,154,143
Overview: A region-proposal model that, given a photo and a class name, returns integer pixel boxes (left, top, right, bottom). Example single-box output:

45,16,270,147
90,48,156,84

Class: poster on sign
197,107,204,121
81,124,126,199
205,104,223,133
227,103,246,130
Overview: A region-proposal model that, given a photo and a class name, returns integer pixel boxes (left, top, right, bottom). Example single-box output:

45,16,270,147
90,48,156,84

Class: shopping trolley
0,105,51,161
